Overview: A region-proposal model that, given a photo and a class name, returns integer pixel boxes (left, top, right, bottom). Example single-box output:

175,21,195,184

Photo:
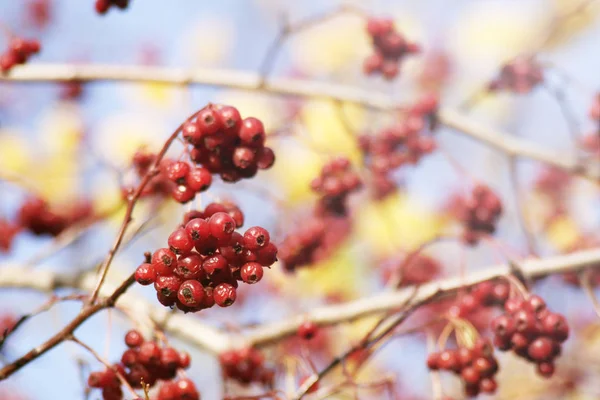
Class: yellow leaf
0,131,31,175
37,104,84,156
545,216,580,251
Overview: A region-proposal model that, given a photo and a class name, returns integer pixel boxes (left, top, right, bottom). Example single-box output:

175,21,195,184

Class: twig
3,64,599,180
579,268,600,319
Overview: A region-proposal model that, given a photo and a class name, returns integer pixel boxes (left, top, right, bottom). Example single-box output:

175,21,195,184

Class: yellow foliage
545,216,580,251
134,82,181,109
0,132,31,175
37,104,83,156
355,193,444,256
542,0,600,49
30,158,79,203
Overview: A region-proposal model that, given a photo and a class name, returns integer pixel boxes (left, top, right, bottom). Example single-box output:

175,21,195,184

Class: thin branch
3,64,598,180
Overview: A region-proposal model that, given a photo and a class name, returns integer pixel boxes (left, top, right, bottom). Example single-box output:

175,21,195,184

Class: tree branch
3,64,598,180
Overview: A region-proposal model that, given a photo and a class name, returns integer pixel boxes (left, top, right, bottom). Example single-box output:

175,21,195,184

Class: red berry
215,105,242,132
121,348,138,366
214,283,236,307
182,121,203,145
195,106,222,136
125,330,144,348
135,263,157,285
460,366,481,385
238,117,265,147
527,337,555,362
160,347,180,370
151,248,177,276
208,212,236,242
186,167,212,192
256,147,275,169
437,350,459,372
541,312,569,342
172,185,196,204
174,378,200,400
177,280,205,309
479,378,497,393
457,347,474,368
154,275,183,300
240,262,263,284
165,161,190,183
297,321,318,340
138,341,161,365
168,228,194,255
514,310,537,334
243,226,270,250
185,218,210,241
426,353,439,370
174,253,203,280
491,314,515,339
524,295,546,314
537,361,555,377
256,242,278,266
202,254,229,276
179,352,191,369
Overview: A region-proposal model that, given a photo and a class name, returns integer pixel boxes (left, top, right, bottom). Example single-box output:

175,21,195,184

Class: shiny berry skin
151,248,177,276
174,254,203,280
175,378,200,400
135,263,157,285
177,280,204,308
165,161,190,183
426,353,439,370
437,350,459,372
215,105,242,132
182,121,203,145
524,295,546,314
168,228,194,255
527,337,555,362
195,106,222,136
480,378,497,393
154,275,183,300
504,298,523,314
186,167,212,192
238,117,266,147
491,314,515,339
160,347,180,370
460,366,480,385
208,212,236,241
297,321,318,340
202,254,229,276
241,262,263,284
537,361,555,377
256,147,275,169
137,341,161,365
514,310,537,334
121,348,138,366
457,347,474,367
185,218,211,241
473,357,496,378
125,330,144,348
214,283,236,307
256,242,278,266
172,185,196,204
243,226,270,250
232,146,256,170
541,312,569,342
179,352,191,369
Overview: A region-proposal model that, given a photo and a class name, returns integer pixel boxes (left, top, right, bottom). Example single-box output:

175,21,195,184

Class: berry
137,341,161,365
202,254,229,276
124,330,144,348
208,212,236,242
537,362,555,377
168,228,194,255
195,106,222,136
173,253,203,280
460,366,480,385
527,337,555,362
238,117,266,147
154,275,183,300
185,167,212,192
165,161,190,183
214,283,236,307
135,263,157,285
151,248,177,276
297,321,318,340
177,280,204,308
240,262,263,284
243,226,270,250
541,312,569,342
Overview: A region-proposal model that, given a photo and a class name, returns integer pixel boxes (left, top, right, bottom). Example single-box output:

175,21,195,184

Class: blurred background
1,0,600,399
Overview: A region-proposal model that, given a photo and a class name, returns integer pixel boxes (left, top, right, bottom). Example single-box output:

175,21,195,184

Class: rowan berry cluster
17,197,93,237
358,95,438,199
88,330,197,400
0,37,41,74
135,202,277,312
460,184,502,245
278,209,351,272
310,157,362,216
184,104,275,182
489,56,544,94
95,0,129,14
427,338,499,397
363,17,420,80
219,347,274,386
491,295,569,377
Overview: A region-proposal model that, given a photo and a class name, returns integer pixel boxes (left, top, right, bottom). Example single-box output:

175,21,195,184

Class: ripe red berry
174,378,200,400
185,218,211,241
243,226,270,250
541,312,569,342
165,161,190,183
174,253,203,280
460,366,481,385
125,330,144,348
186,167,212,192
479,378,497,393
238,117,266,147
151,248,177,276
437,350,459,372
154,275,183,300
514,310,537,334
177,280,204,308
426,353,439,370
168,228,194,255
135,263,157,285
537,361,555,377
215,105,242,132
214,283,237,307
256,242,278,266
208,212,236,242
159,347,180,370
256,147,275,169
241,262,263,284
491,314,515,339
297,321,318,340
527,337,555,362
195,106,222,136
138,341,161,365
121,348,138,366
202,254,229,276
524,295,546,314
182,121,203,145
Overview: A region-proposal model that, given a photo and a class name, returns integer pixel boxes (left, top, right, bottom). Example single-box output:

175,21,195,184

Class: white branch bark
2,64,599,180
2,248,600,352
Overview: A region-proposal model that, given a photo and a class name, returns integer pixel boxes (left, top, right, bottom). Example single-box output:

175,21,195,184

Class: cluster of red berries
219,347,274,386
489,56,544,94
427,338,499,397
0,37,41,74
310,157,362,216
18,197,93,237
95,0,129,14
449,280,510,319
358,95,438,200
88,330,197,400
491,295,569,377
135,202,277,312
460,184,502,245
278,214,351,272
183,104,275,183
363,17,420,80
